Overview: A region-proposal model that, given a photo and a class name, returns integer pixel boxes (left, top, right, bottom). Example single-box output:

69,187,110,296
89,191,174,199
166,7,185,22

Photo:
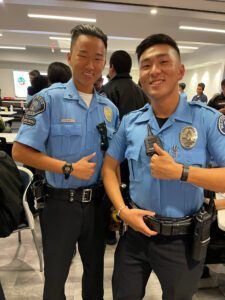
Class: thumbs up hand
72,152,97,180
150,144,182,180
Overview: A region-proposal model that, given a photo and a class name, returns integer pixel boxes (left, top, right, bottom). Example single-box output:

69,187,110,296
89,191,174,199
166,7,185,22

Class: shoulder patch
218,115,225,135
26,95,46,117
22,116,36,126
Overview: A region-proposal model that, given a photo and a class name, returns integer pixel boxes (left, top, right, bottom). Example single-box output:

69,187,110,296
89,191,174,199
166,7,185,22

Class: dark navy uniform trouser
113,227,204,300
41,193,108,300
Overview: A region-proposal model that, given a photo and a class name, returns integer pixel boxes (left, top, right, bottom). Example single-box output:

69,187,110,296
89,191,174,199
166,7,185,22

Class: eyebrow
140,53,169,63
78,49,104,57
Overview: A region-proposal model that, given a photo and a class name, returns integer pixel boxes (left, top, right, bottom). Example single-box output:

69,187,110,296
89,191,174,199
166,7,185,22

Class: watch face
63,163,73,177
64,165,71,174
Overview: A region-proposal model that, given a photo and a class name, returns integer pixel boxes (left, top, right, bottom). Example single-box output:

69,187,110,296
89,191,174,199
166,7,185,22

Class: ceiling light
178,45,199,50
0,46,26,50
150,9,158,15
179,25,225,34
0,33,2,37
60,49,70,53
28,14,96,23
49,36,70,41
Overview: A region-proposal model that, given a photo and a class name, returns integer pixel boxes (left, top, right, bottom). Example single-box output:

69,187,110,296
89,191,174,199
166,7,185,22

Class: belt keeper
117,205,128,218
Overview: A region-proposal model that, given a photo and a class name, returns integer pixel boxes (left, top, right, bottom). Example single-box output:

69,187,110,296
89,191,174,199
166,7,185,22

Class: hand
72,152,96,180
150,143,182,180
120,207,158,236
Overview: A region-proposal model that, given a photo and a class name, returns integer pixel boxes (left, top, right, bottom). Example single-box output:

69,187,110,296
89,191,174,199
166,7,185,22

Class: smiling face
67,34,106,94
139,44,184,104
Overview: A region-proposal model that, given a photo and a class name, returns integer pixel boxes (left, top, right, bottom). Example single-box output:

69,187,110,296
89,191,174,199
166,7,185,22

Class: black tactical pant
113,228,204,300
41,193,108,300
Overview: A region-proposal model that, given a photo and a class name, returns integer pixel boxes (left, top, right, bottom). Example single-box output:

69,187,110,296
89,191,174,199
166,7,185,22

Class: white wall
182,62,224,101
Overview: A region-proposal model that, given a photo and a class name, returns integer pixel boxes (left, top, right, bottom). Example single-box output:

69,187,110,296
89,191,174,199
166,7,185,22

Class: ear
67,52,72,66
178,64,185,81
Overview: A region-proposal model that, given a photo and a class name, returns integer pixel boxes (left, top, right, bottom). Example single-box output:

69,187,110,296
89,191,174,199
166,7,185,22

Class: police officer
102,34,225,300
208,78,225,114
12,24,119,300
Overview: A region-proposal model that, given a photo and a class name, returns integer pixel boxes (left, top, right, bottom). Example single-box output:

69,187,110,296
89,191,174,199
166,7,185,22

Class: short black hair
198,83,205,90
136,33,180,61
48,62,72,84
109,50,132,74
27,75,49,96
179,82,186,90
70,24,107,50
221,79,225,87
29,69,40,77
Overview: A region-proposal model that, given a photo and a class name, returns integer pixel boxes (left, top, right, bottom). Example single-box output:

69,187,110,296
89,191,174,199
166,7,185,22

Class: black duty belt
45,183,103,203
143,215,194,236
130,201,194,236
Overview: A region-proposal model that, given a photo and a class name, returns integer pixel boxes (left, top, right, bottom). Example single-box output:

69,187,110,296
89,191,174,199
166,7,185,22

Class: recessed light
28,14,96,23
178,45,199,50
60,49,70,53
150,9,158,15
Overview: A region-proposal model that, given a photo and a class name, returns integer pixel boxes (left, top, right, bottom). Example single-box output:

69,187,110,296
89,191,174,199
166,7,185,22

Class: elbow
12,142,22,162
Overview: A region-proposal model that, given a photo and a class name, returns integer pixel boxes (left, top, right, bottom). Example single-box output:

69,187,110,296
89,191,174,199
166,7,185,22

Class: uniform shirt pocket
176,149,206,167
50,123,82,158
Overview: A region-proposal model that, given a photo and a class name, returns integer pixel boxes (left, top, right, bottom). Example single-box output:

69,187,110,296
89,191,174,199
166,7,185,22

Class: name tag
61,118,75,123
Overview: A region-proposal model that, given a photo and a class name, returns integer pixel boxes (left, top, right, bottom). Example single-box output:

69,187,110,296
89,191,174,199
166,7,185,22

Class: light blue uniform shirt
16,79,119,188
179,92,187,102
107,99,225,218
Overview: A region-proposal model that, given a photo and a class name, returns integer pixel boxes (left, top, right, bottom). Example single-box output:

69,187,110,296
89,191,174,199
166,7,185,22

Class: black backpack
0,151,24,237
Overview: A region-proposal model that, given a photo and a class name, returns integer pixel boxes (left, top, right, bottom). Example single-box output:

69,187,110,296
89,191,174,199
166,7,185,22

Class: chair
13,166,43,272
0,137,7,152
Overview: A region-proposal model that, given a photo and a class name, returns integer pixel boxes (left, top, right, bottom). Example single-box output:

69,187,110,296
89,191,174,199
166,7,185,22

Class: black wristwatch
180,165,189,181
62,163,73,180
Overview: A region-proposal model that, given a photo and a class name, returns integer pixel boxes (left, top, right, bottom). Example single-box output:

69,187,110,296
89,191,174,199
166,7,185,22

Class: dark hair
136,33,180,61
221,79,225,87
29,69,40,77
179,82,186,90
48,62,72,84
198,83,205,90
70,24,107,49
109,50,132,74
27,75,49,96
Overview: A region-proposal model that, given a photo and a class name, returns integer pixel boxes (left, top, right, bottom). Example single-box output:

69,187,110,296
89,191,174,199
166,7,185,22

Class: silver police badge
179,126,198,149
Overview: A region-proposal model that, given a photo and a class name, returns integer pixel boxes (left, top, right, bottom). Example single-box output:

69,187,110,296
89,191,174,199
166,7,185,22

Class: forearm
12,142,65,174
187,166,225,192
102,166,125,211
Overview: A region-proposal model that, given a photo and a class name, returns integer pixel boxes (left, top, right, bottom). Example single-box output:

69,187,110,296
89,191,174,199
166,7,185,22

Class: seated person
0,116,11,133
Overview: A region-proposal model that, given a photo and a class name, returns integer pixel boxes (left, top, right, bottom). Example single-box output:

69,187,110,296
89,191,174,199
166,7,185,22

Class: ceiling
0,0,225,69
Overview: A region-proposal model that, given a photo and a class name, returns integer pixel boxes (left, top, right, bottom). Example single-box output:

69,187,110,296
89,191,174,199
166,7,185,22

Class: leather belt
45,183,103,203
143,215,194,236
130,200,194,236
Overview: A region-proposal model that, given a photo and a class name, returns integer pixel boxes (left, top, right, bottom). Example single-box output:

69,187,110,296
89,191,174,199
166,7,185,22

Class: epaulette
189,101,218,114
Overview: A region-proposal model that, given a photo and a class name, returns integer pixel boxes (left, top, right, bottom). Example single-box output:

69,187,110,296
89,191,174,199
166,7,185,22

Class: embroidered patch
22,116,36,126
218,115,225,135
26,95,46,117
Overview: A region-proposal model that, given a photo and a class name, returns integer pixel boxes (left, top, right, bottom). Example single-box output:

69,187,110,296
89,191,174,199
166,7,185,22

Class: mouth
149,79,164,86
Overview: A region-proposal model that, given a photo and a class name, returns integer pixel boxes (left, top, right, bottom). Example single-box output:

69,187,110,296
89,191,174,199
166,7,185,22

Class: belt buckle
82,189,92,202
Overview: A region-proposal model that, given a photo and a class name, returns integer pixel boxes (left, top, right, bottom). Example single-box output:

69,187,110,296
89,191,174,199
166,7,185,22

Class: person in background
102,33,225,300
208,78,225,115
179,82,187,101
47,62,72,85
0,116,11,133
27,75,49,102
12,24,119,300
28,69,40,84
94,75,104,92
191,82,208,103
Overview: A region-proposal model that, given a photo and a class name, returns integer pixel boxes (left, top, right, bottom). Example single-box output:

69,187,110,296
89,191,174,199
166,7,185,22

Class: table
0,111,17,116
2,117,14,123
0,133,17,144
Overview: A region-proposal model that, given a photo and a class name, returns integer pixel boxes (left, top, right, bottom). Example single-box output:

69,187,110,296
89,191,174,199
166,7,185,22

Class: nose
86,58,95,69
150,63,161,75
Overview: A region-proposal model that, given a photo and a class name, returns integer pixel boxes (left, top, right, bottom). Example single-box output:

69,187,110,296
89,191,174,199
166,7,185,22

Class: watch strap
180,165,189,181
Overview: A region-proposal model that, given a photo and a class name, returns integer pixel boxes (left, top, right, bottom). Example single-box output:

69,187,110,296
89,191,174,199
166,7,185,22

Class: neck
151,94,179,118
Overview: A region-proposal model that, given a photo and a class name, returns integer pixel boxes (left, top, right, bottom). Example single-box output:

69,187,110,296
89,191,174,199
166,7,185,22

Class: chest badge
104,106,113,122
218,115,225,136
179,126,198,149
